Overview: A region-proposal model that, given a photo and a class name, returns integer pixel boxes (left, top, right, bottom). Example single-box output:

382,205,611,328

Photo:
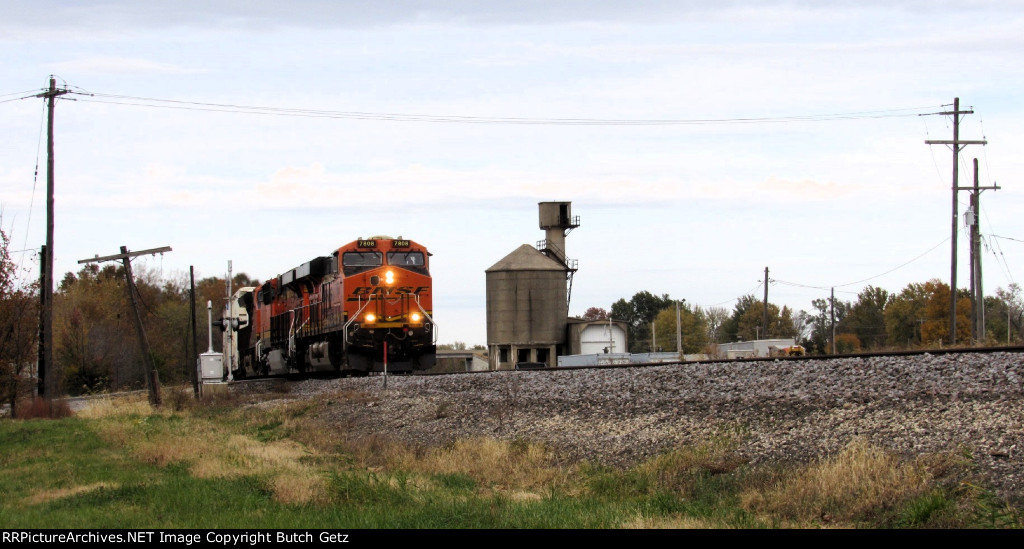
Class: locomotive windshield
342,251,382,276
387,251,428,275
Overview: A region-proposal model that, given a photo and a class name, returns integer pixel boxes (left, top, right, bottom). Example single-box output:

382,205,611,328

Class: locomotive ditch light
410,312,422,323
365,313,376,323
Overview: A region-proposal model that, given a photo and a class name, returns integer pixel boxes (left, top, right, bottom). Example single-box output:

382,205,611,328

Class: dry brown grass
742,437,932,525
277,389,562,495
636,436,745,495
418,437,568,490
82,389,330,505
338,434,570,494
23,482,119,505
76,392,153,419
620,513,747,529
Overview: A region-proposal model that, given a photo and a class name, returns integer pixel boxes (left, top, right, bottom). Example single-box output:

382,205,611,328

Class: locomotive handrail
288,311,309,359
289,302,327,338
343,297,374,346
413,294,438,344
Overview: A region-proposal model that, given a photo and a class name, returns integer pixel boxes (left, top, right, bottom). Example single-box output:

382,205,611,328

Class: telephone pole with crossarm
79,246,171,406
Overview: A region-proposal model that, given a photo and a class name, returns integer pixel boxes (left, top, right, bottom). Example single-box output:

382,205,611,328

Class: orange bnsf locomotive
226,236,436,377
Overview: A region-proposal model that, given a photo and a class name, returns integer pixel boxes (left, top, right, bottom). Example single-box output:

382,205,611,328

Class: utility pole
602,315,610,354
79,246,171,406
762,267,769,340
675,299,683,357
967,158,1000,343
189,266,199,398
651,320,656,352
37,244,45,396
968,162,977,344
925,98,986,345
35,77,69,398
226,260,233,382
830,288,836,355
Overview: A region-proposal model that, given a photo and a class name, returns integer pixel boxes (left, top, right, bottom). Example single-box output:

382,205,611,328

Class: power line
772,237,951,293
983,235,1015,287
0,89,42,98
0,96,37,104
21,101,47,255
991,234,1024,244
59,90,943,126
701,281,764,309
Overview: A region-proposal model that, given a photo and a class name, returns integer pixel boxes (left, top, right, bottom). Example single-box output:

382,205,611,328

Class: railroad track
204,344,1024,386
405,344,1024,376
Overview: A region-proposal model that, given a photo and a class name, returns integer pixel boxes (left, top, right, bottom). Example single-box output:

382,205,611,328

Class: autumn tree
791,309,813,345
50,264,237,395
55,264,138,393
834,333,862,354
719,295,758,343
802,297,850,354
611,291,674,352
884,279,969,348
721,295,797,342
651,302,709,354
704,306,729,344
838,285,890,349
0,226,39,416
989,284,1024,344
581,307,609,320
919,282,971,345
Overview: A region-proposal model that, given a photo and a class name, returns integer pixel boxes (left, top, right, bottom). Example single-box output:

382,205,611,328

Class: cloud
49,56,197,75
756,176,850,200
8,1,1016,39
0,1,736,35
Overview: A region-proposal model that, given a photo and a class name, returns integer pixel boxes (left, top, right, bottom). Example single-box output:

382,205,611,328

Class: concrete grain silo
486,202,579,370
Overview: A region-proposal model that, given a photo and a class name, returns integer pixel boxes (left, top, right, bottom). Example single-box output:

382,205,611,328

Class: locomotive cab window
342,251,382,276
387,251,427,274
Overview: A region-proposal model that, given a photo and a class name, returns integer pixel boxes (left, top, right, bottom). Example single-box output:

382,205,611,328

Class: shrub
14,396,74,419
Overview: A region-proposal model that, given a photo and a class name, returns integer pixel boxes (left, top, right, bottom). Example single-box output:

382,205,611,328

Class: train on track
221,236,437,378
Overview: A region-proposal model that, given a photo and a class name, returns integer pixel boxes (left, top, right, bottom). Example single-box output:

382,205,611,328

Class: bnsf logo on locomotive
348,286,429,300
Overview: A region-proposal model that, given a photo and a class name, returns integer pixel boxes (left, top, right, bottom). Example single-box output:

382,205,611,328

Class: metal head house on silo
486,202,579,370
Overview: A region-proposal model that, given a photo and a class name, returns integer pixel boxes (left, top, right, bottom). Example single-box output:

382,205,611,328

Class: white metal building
715,338,797,358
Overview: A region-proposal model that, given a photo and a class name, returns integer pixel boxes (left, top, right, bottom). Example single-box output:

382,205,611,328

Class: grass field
1,388,1021,529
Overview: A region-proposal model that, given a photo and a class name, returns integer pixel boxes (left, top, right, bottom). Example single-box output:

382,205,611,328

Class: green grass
1,393,1021,529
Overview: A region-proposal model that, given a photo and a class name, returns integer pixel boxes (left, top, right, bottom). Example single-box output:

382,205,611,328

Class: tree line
4,221,1024,410
589,281,1024,355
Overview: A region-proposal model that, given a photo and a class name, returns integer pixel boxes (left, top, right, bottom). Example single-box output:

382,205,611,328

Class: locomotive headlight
410,312,422,323
384,270,395,285
365,313,376,323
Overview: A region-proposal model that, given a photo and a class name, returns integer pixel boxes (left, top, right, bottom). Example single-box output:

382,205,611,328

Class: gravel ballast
266,351,1024,499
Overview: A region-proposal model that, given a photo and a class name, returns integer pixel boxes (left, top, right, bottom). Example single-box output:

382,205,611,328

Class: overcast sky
2,1,1023,346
